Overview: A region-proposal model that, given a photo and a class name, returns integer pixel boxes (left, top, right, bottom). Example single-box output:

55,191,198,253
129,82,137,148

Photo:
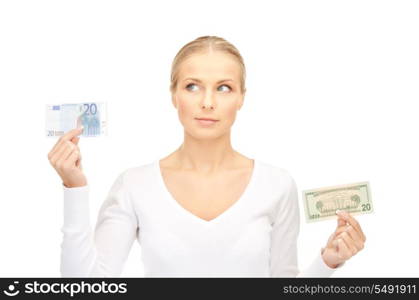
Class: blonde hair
169,35,246,94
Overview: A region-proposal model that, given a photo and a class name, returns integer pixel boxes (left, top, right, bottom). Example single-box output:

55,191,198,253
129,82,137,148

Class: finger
62,143,77,162
49,126,83,159
336,210,366,242
53,142,76,168
71,136,80,145
335,210,347,227
56,147,78,171
334,225,348,237
75,155,81,168
76,148,82,163
73,144,82,168
326,231,337,248
61,126,84,142
48,140,66,160
336,238,352,260
63,148,80,168
56,126,83,149
337,216,347,228
332,239,339,250
49,141,74,165
49,139,62,157
337,231,358,256
345,225,365,250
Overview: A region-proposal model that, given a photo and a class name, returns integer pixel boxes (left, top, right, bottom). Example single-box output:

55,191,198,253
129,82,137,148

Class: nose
201,90,215,110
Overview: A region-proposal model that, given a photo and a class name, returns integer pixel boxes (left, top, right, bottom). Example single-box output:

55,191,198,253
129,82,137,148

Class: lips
195,117,219,126
195,118,219,121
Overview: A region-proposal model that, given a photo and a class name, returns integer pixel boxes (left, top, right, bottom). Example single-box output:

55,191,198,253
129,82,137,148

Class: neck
174,129,238,173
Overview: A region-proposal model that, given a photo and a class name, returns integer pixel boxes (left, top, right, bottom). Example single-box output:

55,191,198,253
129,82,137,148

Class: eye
218,84,232,92
186,83,199,92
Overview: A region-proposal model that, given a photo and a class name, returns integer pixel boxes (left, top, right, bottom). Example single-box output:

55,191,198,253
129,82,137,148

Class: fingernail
335,209,341,215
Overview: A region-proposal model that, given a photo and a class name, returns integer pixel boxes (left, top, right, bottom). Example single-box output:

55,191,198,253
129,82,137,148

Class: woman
47,35,366,277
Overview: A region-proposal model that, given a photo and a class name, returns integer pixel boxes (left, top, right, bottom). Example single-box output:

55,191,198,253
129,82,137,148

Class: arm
269,174,344,277
60,171,138,277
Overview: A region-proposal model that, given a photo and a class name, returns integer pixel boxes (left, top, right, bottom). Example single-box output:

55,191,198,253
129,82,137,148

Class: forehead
178,51,241,81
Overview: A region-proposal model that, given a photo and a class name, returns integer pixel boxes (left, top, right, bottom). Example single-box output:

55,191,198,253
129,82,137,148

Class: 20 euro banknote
45,102,108,137
302,181,373,223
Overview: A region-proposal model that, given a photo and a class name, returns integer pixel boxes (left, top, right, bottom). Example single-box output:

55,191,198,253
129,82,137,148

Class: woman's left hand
321,210,367,268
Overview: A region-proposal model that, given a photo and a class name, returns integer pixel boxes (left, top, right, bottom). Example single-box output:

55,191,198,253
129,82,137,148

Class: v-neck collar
154,158,259,226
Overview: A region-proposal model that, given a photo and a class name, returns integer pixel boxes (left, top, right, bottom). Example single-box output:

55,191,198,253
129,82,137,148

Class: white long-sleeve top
60,159,344,277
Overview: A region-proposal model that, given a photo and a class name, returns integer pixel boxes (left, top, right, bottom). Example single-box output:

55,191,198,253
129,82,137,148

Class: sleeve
60,171,139,277
270,173,344,277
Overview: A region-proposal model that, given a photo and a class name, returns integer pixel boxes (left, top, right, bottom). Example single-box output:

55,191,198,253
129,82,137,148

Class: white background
0,0,418,277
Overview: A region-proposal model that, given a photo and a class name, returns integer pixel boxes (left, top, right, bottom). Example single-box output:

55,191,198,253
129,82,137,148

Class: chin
184,127,224,140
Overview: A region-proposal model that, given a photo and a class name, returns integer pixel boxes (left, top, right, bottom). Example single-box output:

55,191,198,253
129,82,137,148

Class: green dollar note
302,181,373,223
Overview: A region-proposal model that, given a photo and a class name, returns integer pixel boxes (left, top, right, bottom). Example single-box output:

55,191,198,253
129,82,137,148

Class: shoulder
116,160,157,187
255,159,297,189
256,160,299,224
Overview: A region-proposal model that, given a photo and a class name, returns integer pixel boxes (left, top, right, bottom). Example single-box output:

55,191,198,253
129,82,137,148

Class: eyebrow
183,77,234,84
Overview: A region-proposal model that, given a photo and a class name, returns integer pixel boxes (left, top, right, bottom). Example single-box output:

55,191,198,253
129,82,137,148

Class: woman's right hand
47,126,87,188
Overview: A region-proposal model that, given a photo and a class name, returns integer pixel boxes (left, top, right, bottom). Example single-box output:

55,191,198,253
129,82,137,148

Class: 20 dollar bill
302,181,373,223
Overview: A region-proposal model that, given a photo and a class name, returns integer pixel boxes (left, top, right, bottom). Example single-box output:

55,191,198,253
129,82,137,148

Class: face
172,51,245,139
